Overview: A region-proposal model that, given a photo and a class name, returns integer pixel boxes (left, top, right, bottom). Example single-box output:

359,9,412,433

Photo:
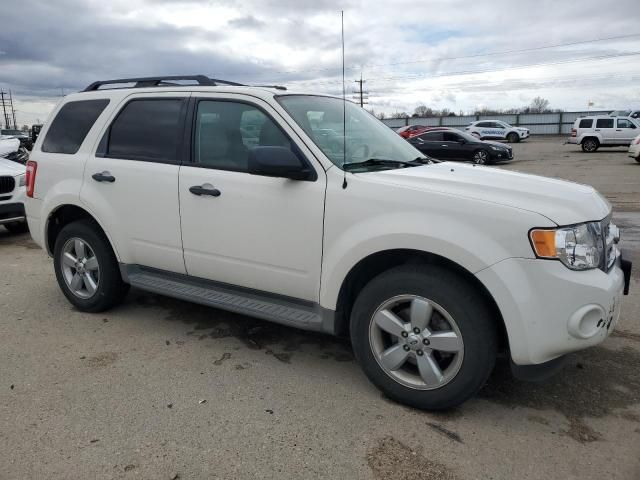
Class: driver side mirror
248,146,315,181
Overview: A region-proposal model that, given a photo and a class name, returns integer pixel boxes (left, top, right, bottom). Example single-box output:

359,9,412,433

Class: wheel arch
581,135,600,145
332,248,509,352
45,203,120,261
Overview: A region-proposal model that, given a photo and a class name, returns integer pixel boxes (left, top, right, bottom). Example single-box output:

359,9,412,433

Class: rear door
615,118,638,143
595,117,616,144
411,131,444,159
81,92,188,273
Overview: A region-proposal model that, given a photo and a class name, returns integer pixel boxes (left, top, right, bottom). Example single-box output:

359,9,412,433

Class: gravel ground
1,136,639,479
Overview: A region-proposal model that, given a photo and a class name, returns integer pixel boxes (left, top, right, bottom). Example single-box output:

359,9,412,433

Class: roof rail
253,85,288,91
82,75,245,92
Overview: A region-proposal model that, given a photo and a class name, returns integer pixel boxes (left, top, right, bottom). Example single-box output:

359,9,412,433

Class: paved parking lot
1,136,639,479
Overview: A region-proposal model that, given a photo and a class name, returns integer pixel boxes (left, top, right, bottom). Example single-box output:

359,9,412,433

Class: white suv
25,75,632,410
568,115,639,152
465,120,530,143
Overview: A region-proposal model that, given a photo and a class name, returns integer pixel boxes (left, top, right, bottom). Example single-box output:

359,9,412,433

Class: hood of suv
0,157,26,175
371,162,610,225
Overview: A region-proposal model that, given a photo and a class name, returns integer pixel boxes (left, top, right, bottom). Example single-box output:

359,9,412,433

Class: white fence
382,111,610,135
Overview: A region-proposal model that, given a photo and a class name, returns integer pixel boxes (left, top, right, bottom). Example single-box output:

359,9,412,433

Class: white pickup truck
24,75,632,410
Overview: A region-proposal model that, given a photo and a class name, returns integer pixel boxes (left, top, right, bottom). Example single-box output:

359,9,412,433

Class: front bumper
0,202,26,225
476,255,629,366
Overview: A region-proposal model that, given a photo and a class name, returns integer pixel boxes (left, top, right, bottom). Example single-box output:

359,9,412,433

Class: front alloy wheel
473,150,488,164
369,295,464,390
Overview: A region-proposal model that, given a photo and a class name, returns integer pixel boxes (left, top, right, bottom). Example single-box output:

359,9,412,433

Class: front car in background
24,76,632,410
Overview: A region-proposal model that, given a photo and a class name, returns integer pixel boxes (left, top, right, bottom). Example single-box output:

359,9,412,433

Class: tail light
571,128,577,137
25,160,37,198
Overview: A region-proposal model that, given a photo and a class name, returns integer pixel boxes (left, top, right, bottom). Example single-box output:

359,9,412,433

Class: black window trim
42,98,111,155
96,96,189,164
595,118,614,129
184,97,318,181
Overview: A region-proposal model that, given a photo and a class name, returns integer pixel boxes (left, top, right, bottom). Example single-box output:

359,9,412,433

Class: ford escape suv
25,75,632,410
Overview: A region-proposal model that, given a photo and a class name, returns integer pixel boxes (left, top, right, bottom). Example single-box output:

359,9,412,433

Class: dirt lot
1,137,639,479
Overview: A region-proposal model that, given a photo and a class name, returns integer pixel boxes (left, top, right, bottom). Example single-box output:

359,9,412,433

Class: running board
122,265,334,334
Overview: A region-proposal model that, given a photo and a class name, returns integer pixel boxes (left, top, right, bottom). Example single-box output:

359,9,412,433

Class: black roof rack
253,85,288,91
82,75,245,92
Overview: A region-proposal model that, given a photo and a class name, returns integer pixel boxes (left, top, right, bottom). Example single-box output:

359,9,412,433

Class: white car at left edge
465,120,530,143
0,137,28,233
629,133,640,163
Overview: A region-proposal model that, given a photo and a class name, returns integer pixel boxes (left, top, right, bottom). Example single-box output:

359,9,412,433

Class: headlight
530,222,605,270
490,146,502,151
18,174,26,187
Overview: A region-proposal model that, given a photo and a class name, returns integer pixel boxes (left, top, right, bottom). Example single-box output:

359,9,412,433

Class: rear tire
4,221,29,234
507,132,519,143
350,265,498,410
53,219,128,312
581,138,599,152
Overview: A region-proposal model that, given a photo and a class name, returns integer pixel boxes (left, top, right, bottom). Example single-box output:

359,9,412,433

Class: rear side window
106,99,185,162
420,132,443,141
476,122,491,127
596,118,614,128
578,119,593,128
42,99,109,154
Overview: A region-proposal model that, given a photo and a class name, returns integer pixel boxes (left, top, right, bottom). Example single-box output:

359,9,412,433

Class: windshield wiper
343,158,422,171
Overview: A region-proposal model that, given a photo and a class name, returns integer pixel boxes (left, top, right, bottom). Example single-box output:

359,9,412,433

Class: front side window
42,99,109,154
443,132,461,142
579,119,593,128
617,118,636,129
420,132,443,141
596,118,614,128
277,95,423,169
194,100,293,172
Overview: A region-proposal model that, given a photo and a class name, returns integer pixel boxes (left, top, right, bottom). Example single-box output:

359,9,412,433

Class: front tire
472,149,490,164
350,265,498,410
507,132,519,143
53,219,128,312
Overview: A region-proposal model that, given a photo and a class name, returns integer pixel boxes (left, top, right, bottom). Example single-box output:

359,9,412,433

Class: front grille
0,176,15,194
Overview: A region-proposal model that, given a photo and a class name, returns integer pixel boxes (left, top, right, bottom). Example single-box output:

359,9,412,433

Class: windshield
277,95,425,169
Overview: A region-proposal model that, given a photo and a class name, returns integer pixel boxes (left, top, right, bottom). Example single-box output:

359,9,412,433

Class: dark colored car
408,129,513,164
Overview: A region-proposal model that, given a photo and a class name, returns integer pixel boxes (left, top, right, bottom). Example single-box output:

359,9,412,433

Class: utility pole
9,91,17,129
0,90,9,128
353,73,369,108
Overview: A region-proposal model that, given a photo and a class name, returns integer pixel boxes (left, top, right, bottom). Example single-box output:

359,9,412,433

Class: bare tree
530,96,550,113
414,105,435,117
391,111,409,119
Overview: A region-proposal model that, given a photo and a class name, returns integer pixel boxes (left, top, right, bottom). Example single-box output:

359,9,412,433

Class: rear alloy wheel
53,219,128,312
472,149,489,164
350,265,498,410
581,138,599,152
507,132,519,143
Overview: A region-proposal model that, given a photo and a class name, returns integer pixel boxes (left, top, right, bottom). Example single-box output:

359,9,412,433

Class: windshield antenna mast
341,10,347,189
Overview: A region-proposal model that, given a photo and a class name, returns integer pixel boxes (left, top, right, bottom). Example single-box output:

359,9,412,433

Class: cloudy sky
1,0,639,125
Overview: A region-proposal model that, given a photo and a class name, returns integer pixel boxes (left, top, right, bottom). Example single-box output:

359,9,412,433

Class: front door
615,118,638,143
178,95,326,302
81,92,188,274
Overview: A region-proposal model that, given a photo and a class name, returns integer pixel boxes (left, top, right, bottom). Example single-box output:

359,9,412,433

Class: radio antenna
341,10,348,189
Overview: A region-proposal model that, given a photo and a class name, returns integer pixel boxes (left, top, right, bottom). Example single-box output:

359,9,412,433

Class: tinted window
596,118,614,128
42,99,109,154
617,118,636,129
443,132,461,142
578,119,593,128
420,132,443,141
476,122,491,127
194,100,292,172
107,99,184,162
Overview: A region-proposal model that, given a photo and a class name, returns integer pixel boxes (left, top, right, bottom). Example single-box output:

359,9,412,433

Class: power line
219,32,640,81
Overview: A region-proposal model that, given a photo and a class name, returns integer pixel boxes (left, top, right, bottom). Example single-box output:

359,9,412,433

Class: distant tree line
369,96,561,120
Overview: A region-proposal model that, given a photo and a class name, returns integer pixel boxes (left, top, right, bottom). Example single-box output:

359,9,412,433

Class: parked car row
1,128,34,151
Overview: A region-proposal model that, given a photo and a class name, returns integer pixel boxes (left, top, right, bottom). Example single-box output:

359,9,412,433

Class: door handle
92,171,115,183
595,129,601,131
616,129,622,131
441,144,448,147
189,185,221,197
